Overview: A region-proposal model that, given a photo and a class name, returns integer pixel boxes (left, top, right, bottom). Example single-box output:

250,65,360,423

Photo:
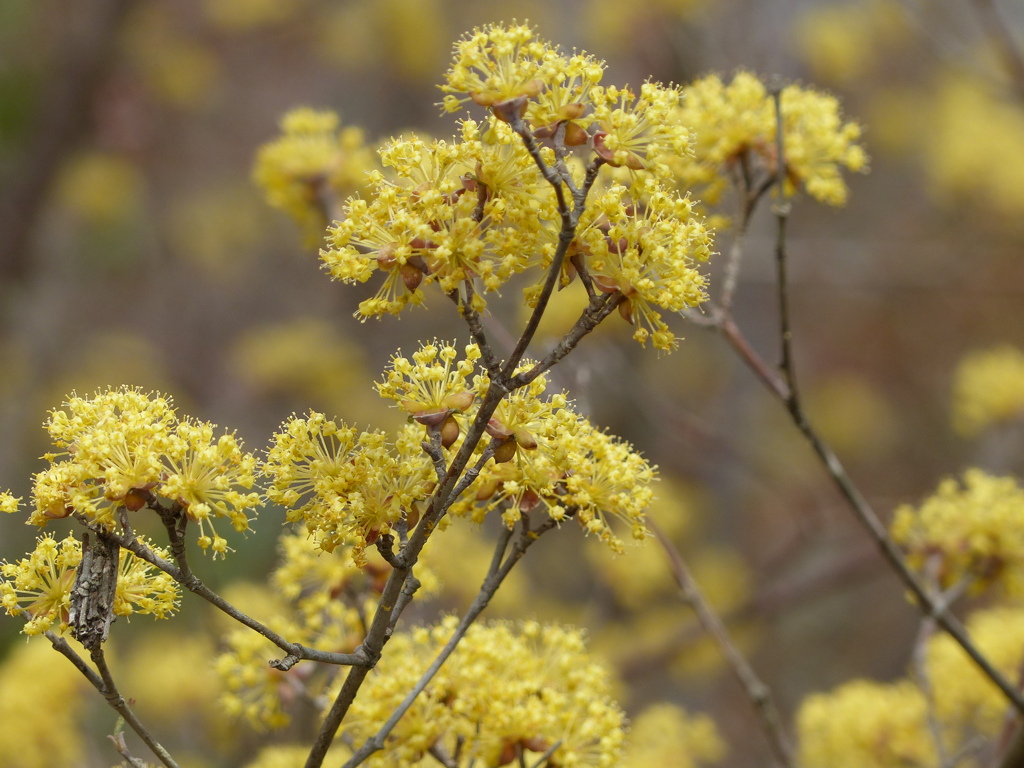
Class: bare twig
46,633,180,768
689,87,1024,716
650,520,795,768
78,514,367,671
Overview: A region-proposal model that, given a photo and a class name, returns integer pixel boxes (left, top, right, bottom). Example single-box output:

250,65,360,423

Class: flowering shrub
3,18,1023,768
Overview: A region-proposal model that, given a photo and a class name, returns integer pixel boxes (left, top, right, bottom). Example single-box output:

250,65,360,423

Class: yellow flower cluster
0,533,179,636
591,83,693,177
339,617,626,767
0,491,19,515
252,108,375,244
674,71,867,206
796,679,934,768
890,469,1024,594
579,180,712,349
30,386,261,556
928,606,1024,740
796,605,1024,764
440,22,569,114
951,345,1024,436
317,22,713,350
262,412,436,563
620,702,725,768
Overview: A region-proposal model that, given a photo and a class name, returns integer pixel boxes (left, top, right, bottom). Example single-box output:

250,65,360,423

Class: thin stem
691,87,1024,717
82,516,366,671
46,633,180,768
650,521,795,768
342,519,549,767
511,292,625,389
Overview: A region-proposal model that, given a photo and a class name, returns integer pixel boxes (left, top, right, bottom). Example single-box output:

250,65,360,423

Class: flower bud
400,264,423,291
492,437,518,463
563,121,589,146
491,94,530,123
486,417,513,440
376,242,399,269
443,391,475,412
440,414,460,448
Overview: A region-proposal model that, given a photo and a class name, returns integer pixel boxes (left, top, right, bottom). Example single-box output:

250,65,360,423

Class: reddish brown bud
558,102,586,121
443,391,475,412
124,490,148,512
413,408,450,427
486,418,513,440
405,503,420,531
532,124,557,140
618,297,635,324
400,264,423,291
513,427,537,451
376,242,399,270
492,438,518,464
605,236,629,254
440,414,460,448
591,274,620,294
491,94,531,123
592,132,619,165
476,478,501,501
563,121,589,146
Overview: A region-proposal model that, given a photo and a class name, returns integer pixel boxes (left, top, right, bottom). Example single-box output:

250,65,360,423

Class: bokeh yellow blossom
621,702,725,768
674,71,867,206
952,345,1024,436
928,606,1024,740
0,640,87,768
253,108,375,244
797,679,933,768
891,469,1024,594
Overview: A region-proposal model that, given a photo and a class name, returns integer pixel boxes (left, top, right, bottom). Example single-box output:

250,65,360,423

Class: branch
342,519,546,768
46,633,180,768
650,521,795,768
79,515,366,671
689,87,1024,717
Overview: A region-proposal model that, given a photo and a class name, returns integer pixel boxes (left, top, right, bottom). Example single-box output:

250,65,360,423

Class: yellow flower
890,469,1024,595
253,108,375,244
578,181,713,350
0,533,179,636
591,82,692,178
0,491,20,515
674,71,867,206
160,419,262,557
796,679,933,768
263,413,434,562
951,345,1024,436
440,23,564,118
336,618,627,767
621,702,725,768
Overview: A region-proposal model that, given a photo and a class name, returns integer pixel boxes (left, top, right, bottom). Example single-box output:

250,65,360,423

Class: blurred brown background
2,0,1024,765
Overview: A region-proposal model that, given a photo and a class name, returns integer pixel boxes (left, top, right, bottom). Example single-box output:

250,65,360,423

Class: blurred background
2,0,1024,766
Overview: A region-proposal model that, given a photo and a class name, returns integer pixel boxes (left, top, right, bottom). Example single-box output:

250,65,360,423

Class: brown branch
46,633,180,768
342,518,552,768
691,87,1024,717
650,520,795,768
